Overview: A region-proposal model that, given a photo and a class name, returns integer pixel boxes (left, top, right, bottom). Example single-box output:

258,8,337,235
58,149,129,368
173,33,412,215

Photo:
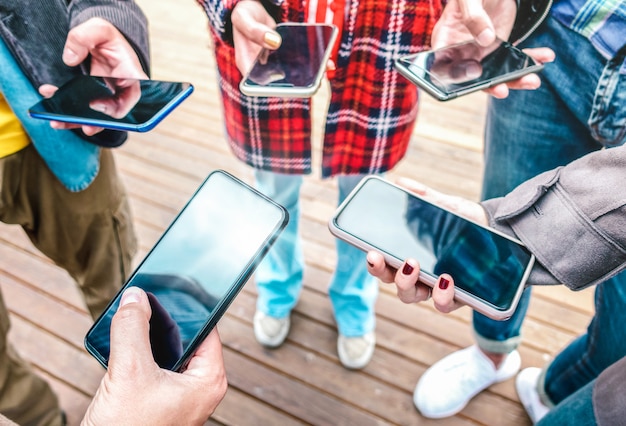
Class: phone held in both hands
395,37,544,101
240,23,339,98
85,170,289,371
28,75,193,132
328,176,536,321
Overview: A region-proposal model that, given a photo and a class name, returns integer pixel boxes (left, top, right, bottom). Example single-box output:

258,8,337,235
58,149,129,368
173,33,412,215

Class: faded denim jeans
475,14,626,406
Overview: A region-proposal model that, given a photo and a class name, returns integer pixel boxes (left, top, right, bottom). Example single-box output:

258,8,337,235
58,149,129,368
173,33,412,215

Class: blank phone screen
85,171,287,371
333,178,533,311
244,24,336,89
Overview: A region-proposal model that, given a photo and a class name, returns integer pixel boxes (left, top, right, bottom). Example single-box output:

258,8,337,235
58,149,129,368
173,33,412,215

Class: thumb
108,287,154,374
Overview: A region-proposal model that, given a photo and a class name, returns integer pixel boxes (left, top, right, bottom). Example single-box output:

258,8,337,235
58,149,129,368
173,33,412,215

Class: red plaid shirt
198,0,442,177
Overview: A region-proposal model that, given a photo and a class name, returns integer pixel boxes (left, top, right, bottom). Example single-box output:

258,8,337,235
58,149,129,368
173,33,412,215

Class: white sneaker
337,332,375,370
253,311,290,348
414,345,521,418
516,367,550,424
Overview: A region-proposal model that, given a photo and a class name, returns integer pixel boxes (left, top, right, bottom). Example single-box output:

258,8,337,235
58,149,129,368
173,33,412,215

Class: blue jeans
537,379,596,426
477,15,626,405
253,170,377,337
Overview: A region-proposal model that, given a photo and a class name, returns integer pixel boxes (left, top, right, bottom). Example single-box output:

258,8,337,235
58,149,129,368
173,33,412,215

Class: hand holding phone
239,23,338,98
329,176,535,320
395,37,544,101
28,76,193,132
85,170,289,371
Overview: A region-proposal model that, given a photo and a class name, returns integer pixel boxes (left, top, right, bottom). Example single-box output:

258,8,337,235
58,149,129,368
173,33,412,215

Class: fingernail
439,278,450,290
476,28,495,47
62,48,79,65
402,263,414,275
120,286,142,306
264,31,282,49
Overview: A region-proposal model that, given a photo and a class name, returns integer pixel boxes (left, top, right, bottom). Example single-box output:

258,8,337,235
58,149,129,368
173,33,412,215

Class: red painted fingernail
439,278,449,290
402,263,414,275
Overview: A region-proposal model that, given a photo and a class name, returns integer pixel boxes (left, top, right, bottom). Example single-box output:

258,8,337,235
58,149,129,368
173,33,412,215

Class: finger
394,259,430,303
63,18,115,66
523,47,556,64
458,0,496,46
231,4,281,50
431,274,462,313
38,84,58,98
366,251,397,283
108,287,155,376
184,329,226,375
81,125,105,136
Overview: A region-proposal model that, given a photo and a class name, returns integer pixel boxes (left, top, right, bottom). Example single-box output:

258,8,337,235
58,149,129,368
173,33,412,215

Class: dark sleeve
67,0,151,147
481,146,626,290
593,356,626,426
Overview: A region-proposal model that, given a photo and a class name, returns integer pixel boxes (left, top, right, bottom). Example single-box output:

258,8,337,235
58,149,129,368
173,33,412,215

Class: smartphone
85,170,289,371
395,37,544,101
239,23,338,98
28,75,193,132
328,176,535,320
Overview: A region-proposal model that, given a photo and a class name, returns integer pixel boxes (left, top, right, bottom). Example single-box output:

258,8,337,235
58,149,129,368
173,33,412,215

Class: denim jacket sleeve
481,146,626,291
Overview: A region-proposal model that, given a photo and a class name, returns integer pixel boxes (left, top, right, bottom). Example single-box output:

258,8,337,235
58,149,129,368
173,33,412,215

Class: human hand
367,251,464,313
231,0,282,76
365,177,487,313
81,287,227,426
431,0,555,98
38,17,148,135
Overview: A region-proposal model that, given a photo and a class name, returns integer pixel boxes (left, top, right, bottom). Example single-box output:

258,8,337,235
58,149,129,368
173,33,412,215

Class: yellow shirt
0,93,30,158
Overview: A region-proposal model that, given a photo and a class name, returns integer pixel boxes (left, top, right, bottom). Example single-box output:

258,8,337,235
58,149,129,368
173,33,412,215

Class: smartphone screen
395,38,543,101
85,170,288,371
329,177,534,320
28,75,193,132
240,23,338,98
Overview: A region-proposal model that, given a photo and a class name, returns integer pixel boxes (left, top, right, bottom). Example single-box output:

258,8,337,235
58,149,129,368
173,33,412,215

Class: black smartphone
28,75,193,132
85,170,289,371
328,176,535,320
395,37,544,101
239,23,338,98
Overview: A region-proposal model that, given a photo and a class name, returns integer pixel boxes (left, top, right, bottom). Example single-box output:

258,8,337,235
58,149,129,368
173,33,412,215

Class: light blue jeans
477,15,626,407
253,170,378,337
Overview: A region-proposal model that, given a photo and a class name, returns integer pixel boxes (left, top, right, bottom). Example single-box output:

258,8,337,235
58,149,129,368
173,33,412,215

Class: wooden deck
0,1,596,425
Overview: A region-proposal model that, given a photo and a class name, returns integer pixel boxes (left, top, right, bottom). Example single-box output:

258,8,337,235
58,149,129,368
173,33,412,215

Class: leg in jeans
0,146,137,319
253,170,305,318
414,16,623,418
536,379,596,426
329,174,378,337
475,15,610,357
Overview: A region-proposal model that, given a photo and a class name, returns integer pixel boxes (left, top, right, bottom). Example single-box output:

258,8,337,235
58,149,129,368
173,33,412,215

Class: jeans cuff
473,331,522,354
537,366,556,409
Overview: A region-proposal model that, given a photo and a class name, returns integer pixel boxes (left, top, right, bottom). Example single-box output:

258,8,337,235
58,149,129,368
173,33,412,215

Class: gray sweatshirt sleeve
481,146,626,291
68,0,150,75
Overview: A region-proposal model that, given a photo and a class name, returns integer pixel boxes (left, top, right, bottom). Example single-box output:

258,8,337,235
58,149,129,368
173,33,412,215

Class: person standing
196,0,442,369
0,1,150,423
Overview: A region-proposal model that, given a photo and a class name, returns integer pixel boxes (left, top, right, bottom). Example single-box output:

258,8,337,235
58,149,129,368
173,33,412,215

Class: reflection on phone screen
333,178,533,312
245,24,336,89
399,38,537,93
28,76,193,131
85,171,288,371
